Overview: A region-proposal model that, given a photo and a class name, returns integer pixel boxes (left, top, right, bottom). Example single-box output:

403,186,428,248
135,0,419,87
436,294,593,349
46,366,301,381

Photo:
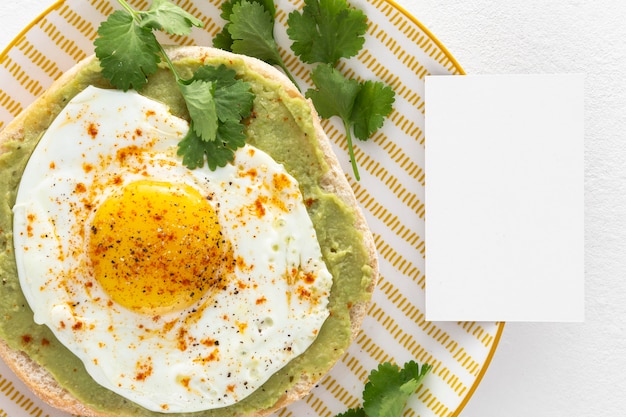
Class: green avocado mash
0,54,374,416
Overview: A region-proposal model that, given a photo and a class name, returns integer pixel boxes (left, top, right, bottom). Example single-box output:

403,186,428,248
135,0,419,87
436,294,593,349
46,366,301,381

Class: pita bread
0,46,378,417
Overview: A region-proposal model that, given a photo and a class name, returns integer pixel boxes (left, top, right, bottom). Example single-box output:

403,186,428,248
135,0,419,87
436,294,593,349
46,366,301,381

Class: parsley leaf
306,64,394,180
287,0,367,66
139,0,203,35
94,10,161,91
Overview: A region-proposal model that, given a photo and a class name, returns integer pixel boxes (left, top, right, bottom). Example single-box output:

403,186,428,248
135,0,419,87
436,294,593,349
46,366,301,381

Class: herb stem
277,61,301,92
157,42,184,84
117,0,139,21
116,0,183,83
343,120,360,180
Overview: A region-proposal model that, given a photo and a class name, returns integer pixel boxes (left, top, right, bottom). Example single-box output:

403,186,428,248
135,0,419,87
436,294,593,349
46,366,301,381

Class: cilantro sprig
94,0,202,92
337,361,432,417
94,0,254,169
287,0,367,66
288,0,394,180
95,0,394,178
177,65,254,170
214,0,395,180
306,64,395,180
214,0,299,88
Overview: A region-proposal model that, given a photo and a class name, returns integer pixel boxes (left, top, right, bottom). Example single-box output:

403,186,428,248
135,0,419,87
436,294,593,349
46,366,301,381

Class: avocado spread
0,54,374,416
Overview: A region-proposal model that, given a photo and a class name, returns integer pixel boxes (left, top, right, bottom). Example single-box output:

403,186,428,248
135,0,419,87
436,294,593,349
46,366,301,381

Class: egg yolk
88,180,224,315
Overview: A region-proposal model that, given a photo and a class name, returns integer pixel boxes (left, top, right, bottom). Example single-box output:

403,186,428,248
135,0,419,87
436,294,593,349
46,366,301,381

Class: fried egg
12,86,332,413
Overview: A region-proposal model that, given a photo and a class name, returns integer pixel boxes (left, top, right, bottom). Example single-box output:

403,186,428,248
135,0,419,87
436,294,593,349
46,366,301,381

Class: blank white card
424,74,584,322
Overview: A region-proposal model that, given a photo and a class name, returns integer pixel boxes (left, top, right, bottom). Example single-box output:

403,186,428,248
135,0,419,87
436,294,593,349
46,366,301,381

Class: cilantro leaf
94,10,161,91
401,360,432,383
94,0,204,91
287,0,367,65
216,119,248,153
253,0,277,18
215,78,256,121
177,79,218,141
177,65,254,169
219,0,276,25
228,1,282,65
306,64,361,179
306,64,360,121
192,65,255,122
214,0,276,51
351,80,395,141
177,119,247,170
95,0,257,171
213,0,239,51
177,127,224,170
213,24,234,51
210,0,395,179
305,64,395,179
336,408,366,417
214,0,301,89
361,361,432,417
139,0,203,35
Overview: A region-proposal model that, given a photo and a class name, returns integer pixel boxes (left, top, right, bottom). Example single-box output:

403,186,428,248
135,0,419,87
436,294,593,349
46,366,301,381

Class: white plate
0,0,503,416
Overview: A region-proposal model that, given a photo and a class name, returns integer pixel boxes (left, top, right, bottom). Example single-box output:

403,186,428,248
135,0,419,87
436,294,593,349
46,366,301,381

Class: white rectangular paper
424,74,584,322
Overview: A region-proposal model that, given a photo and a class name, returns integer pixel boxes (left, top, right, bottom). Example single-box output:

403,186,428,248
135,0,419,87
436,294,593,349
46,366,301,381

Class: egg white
12,86,332,413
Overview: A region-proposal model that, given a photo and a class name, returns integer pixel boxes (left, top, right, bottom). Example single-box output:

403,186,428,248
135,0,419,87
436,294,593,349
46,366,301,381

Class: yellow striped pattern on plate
0,0,503,416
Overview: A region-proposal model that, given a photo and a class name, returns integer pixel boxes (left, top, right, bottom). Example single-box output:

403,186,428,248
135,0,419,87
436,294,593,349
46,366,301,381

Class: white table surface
2,1,625,416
